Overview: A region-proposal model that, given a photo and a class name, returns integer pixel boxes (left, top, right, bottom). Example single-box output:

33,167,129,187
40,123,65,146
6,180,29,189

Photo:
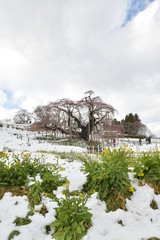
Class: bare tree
14,110,31,124
31,105,54,138
32,91,115,141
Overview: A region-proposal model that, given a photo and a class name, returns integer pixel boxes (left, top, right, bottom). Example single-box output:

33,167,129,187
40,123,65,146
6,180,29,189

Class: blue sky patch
2,89,20,110
123,0,154,26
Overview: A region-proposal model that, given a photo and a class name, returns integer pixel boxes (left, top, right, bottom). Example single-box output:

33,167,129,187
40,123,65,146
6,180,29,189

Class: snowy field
0,126,160,240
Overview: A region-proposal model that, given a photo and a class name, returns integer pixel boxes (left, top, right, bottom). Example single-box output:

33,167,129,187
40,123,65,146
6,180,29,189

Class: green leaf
72,221,78,230
76,226,82,234
50,220,61,228
66,234,72,240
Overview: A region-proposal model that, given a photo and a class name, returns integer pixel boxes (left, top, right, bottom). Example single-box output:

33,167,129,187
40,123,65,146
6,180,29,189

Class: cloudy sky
0,0,160,136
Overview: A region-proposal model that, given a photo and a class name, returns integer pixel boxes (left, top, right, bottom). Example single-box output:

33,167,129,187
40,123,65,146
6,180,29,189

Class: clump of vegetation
39,203,48,216
133,150,160,194
37,150,92,163
0,151,40,188
83,147,134,211
147,238,160,240
27,181,43,207
150,199,158,210
117,220,124,226
57,151,92,163
50,192,92,240
8,230,20,240
45,225,51,234
0,150,66,206
13,217,31,226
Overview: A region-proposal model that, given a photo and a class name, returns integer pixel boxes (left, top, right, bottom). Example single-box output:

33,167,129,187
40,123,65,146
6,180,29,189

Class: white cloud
0,0,160,136
0,90,18,120
0,106,17,121
0,91,7,105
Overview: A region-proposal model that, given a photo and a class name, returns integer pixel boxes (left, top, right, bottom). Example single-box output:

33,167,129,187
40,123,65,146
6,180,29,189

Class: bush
83,147,134,211
133,150,160,194
51,193,92,240
0,151,66,205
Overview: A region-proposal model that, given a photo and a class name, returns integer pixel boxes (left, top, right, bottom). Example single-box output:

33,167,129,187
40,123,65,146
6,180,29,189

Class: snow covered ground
0,126,160,240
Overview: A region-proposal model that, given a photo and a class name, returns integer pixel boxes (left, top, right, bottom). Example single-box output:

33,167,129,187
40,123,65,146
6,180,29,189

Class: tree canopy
13,93,149,140
121,113,147,136
31,91,116,141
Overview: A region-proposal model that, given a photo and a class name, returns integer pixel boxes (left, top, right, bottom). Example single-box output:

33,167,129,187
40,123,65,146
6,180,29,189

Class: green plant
133,150,160,194
53,151,92,163
8,230,20,240
117,220,124,226
13,217,31,226
50,193,92,240
147,238,160,240
150,199,158,210
0,152,39,187
83,147,133,211
40,164,66,194
27,181,43,207
45,225,51,234
101,146,135,166
0,151,66,206
39,203,48,216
